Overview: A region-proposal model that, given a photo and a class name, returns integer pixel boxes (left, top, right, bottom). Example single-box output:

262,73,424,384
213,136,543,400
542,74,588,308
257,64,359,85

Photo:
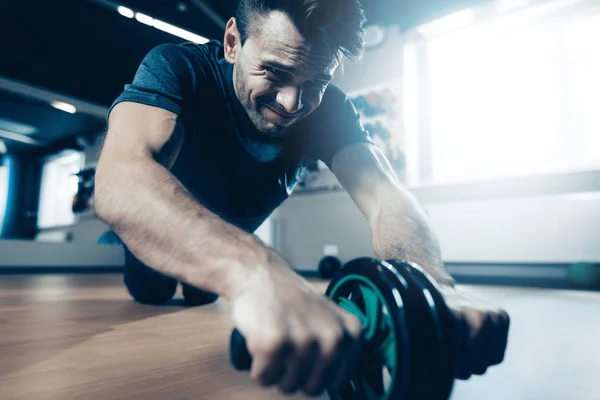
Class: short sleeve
301,85,374,168
108,43,201,118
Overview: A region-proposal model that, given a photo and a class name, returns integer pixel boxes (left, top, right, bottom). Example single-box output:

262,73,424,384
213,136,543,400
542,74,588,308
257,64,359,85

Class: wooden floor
0,274,598,400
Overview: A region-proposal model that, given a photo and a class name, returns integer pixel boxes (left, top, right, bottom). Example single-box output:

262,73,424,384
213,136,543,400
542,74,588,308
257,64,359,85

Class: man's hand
440,286,511,379
230,253,363,397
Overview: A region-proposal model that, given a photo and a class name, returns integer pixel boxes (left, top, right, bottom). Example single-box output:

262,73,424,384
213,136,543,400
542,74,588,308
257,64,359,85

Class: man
95,0,510,397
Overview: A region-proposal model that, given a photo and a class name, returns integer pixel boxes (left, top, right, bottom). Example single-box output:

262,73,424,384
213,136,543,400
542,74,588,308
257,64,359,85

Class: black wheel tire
325,257,411,400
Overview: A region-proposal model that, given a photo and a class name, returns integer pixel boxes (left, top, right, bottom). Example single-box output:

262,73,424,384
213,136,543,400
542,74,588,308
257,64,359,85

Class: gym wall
273,183,600,284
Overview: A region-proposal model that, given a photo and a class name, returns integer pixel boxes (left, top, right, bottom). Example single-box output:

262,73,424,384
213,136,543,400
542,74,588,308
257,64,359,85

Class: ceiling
0,89,105,148
0,0,486,154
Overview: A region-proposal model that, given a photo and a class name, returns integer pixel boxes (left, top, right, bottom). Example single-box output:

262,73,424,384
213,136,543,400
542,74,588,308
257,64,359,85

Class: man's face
229,11,339,138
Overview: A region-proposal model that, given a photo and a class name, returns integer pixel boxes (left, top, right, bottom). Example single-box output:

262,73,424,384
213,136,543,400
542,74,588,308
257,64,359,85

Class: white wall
255,218,274,247
273,189,600,272
272,191,374,270
70,217,112,243
426,193,600,263
0,240,124,267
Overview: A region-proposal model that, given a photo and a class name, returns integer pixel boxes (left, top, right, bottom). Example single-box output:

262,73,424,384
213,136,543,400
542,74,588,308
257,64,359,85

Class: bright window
37,151,83,228
562,13,600,167
406,2,600,184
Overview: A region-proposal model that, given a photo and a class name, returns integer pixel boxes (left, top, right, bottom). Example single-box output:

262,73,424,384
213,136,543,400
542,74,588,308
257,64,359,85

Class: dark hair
235,0,367,64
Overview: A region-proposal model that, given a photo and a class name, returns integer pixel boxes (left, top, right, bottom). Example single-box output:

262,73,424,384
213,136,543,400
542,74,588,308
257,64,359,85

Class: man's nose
276,86,304,114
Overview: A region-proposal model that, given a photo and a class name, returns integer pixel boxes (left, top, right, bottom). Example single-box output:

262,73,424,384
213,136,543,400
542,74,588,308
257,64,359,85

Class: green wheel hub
325,258,410,400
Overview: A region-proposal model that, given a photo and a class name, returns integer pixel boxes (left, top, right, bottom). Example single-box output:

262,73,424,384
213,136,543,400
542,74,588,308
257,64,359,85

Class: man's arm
95,102,272,300
331,142,511,380
96,101,366,394
330,142,454,285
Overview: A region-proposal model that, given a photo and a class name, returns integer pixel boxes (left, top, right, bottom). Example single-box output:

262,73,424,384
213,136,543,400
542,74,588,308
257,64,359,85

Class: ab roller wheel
230,257,457,400
325,258,410,400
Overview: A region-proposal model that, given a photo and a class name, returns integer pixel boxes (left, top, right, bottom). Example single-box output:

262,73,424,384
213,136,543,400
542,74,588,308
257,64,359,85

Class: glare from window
38,152,82,228
496,0,530,13
403,45,420,184
416,8,476,38
416,5,600,183
562,13,600,167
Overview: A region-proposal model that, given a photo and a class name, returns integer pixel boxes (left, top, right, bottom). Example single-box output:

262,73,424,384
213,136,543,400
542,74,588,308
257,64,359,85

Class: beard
233,65,293,139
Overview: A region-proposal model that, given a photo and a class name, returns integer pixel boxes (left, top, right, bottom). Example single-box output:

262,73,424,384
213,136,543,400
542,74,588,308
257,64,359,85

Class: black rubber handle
230,328,253,370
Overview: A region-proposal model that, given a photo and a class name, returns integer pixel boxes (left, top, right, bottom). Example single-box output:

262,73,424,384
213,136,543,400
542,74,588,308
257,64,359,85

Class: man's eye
265,67,284,78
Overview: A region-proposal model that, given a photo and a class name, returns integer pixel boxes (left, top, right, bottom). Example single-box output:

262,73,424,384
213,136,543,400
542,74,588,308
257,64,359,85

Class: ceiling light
135,12,154,26
117,5,134,18
51,101,77,114
153,19,209,44
114,5,208,44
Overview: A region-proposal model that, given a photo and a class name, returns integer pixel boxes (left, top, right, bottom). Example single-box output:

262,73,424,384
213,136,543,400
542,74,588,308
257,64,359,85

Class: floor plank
0,274,328,400
0,274,598,400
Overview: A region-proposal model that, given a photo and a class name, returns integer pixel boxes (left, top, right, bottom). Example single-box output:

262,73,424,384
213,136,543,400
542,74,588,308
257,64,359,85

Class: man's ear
224,17,241,64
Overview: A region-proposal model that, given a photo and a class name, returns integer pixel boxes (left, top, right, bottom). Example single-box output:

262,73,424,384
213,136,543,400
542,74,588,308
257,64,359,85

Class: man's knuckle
249,330,288,356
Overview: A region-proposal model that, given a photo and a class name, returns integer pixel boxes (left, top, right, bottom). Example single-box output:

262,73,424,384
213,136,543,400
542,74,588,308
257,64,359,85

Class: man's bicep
331,142,399,222
101,102,184,169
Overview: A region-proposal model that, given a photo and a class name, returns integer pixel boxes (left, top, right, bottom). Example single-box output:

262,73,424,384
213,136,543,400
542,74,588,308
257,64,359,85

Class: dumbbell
230,257,457,400
318,255,342,279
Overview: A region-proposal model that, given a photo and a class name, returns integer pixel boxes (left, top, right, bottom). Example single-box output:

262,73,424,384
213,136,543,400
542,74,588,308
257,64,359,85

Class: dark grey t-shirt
110,41,372,233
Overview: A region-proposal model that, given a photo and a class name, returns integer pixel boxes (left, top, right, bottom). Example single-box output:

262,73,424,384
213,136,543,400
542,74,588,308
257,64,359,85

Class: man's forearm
371,184,455,286
94,158,273,300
